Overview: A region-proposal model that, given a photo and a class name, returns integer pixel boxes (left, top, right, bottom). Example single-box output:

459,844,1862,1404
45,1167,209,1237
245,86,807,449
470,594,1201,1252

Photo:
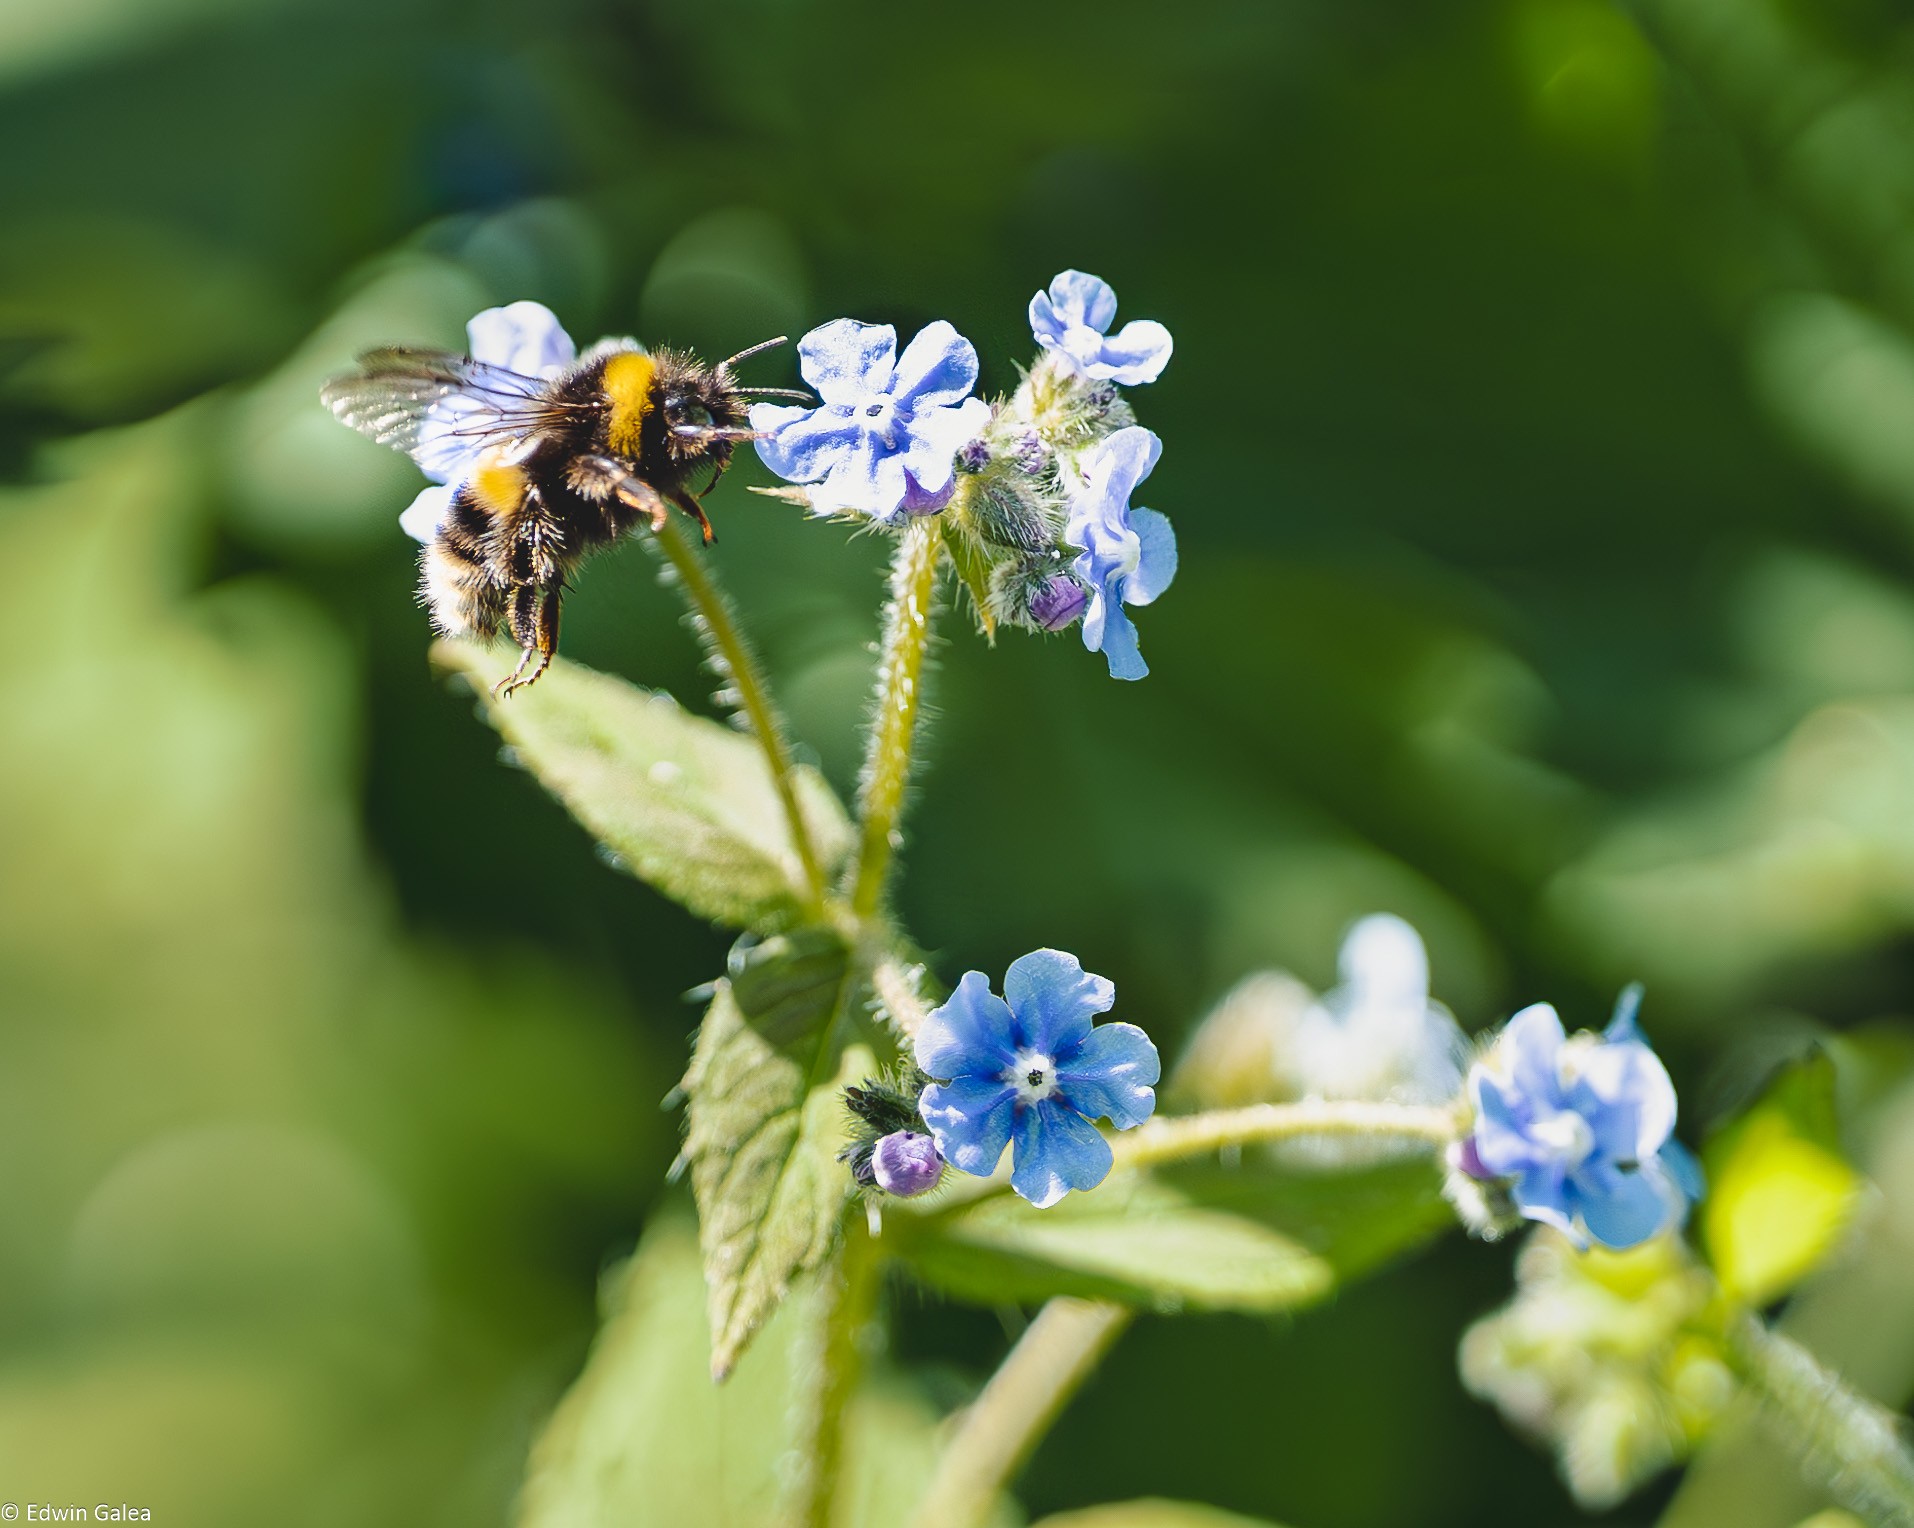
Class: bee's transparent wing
320,348,572,478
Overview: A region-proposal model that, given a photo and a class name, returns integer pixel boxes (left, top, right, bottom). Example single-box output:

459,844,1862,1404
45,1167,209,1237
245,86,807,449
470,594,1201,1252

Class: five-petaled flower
751,318,992,522
915,950,1159,1208
401,301,577,543
1029,270,1173,386
1464,989,1702,1250
1065,426,1177,680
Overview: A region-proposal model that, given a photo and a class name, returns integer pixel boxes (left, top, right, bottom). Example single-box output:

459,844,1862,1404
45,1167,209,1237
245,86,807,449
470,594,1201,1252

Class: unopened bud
1028,576,1088,632
871,1131,943,1197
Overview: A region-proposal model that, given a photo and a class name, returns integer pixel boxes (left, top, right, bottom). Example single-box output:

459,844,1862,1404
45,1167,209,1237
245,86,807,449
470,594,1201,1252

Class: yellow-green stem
910,1298,1132,1528
1112,1099,1460,1172
1729,1312,1914,1527
652,515,829,912
785,1221,882,1528
851,519,942,919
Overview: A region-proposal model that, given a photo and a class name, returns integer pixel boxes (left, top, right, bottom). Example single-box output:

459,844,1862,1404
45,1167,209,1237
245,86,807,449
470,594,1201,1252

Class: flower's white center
1529,1109,1596,1168
856,396,899,447
1005,1048,1059,1106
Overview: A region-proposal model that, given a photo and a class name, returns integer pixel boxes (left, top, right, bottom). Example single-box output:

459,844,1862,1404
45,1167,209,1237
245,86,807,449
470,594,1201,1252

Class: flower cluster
906,950,1160,1208
1451,988,1703,1250
400,301,579,543
751,271,1178,680
1459,1230,1735,1509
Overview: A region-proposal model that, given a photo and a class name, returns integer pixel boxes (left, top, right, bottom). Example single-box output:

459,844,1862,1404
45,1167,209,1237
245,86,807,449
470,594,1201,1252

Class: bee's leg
494,583,561,699
668,490,717,547
568,454,670,536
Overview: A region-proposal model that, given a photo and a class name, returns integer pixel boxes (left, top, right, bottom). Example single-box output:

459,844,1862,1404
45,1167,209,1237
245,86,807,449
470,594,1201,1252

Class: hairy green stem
1113,1099,1460,1172
651,515,829,912
1730,1313,1914,1527
850,519,942,920
784,1221,882,1528
871,955,932,1043
910,1298,1133,1528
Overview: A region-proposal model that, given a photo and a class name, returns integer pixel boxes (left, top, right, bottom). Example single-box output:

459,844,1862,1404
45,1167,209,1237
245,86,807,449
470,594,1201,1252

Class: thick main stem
651,515,829,912
1113,1099,1459,1172
1731,1314,1914,1528
850,519,941,920
911,1298,1132,1528
785,1222,882,1528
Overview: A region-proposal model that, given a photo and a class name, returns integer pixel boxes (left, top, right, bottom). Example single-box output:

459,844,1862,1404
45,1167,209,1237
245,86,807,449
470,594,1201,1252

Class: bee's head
655,353,759,469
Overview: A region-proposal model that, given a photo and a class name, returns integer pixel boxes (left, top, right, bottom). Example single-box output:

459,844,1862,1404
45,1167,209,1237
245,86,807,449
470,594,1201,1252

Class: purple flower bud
1451,1135,1497,1183
1028,576,1088,632
1014,431,1048,475
958,437,992,472
871,1131,943,1197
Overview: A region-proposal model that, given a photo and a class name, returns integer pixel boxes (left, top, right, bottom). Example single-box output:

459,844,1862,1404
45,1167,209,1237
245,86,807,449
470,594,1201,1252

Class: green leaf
895,1153,1451,1315
1163,1152,1456,1284
1703,1050,1862,1306
433,639,852,932
519,1213,1010,1528
896,1170,1333,1314
1031,1502,1294,1528
682,966,867,1380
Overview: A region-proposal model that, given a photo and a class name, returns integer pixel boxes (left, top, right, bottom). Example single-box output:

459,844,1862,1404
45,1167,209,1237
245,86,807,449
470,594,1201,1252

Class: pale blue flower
1288,914,1468,1104
401,301,577,543
916,950,1159,1208
1029,270,1172,385
750,318,992,522
1065,426,1177,680
1466,989,1701,1249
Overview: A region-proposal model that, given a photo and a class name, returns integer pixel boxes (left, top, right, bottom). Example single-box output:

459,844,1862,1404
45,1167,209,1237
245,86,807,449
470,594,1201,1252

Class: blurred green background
7,0,1914,1522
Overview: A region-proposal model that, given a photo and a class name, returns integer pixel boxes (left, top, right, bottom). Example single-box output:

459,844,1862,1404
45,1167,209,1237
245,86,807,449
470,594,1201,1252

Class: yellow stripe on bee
602,350,657,456
469,448,527,516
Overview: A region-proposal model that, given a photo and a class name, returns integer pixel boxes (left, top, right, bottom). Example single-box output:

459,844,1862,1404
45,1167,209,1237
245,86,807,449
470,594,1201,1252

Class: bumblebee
322,332,800,696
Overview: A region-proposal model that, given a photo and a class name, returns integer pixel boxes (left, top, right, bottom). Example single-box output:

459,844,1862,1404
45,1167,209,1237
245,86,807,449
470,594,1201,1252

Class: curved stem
871,955,932,1044
910,1298,1132,1528
1729,1313,1914,1528
1113,1099,1460,1172
785,1220,882,1528
850,519,942,920
651,515,829,913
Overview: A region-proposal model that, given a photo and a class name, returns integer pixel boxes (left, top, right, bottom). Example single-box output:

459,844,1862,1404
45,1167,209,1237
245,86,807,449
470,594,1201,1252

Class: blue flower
1466,989,1702,1250
750,318,992,522
1065,426,1177,680
400,301,577,543
1029,270,1173,386
916,950,1159,1208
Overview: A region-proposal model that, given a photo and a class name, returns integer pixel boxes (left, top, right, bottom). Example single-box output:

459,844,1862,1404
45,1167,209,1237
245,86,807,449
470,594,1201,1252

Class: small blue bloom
870,1131,944,1198
916,950,1159,1208
1065,426,1177,680
750,318,992,523
1029,270,1173,386
1467,989,1699,1250
400,301,577,543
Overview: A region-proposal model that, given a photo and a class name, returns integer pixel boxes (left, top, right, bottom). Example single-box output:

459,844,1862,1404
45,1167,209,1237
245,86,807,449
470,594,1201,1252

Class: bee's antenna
733,386,814,402
718,335,789,372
